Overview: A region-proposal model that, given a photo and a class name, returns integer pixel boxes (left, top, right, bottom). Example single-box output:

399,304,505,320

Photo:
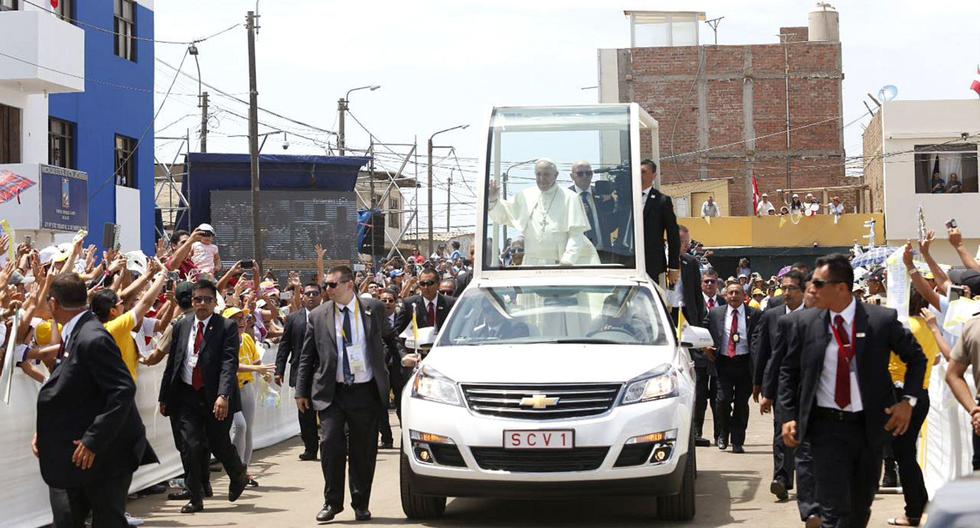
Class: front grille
429,444,466,467
471,447,609,472
461,383,622,420
613,444,653,467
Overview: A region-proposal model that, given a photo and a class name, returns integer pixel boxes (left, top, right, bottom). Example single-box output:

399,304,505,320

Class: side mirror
400,325,437,350
680,325,713,349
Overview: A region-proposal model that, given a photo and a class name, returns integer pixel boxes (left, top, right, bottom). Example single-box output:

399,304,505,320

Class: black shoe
731,444,745,454
204,483,213,498
882,468,899,488
316,504,344,522
716,437,728,450
354,508,372,521
228,473,248,502
140,482,167,496
380,442,394,449
180,501,203,514
248,478,259,488
805,514,823,528
299,451,318,461
167,489,190,501
694,436,711,447
770,479,789,501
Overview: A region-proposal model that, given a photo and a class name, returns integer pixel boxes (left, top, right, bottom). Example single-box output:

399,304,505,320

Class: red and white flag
972,66,980,98
751,174,761,216
50,0,59,9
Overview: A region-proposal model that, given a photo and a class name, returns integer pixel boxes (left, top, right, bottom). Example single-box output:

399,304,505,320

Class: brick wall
621,34,849,215
863,112,884,212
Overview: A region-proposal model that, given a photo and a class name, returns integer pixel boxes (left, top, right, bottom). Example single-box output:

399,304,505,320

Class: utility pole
246,11,262,269
369,139,376,268
446,169,452,232
337,98,347,156
199,91,209,152
427,124,468,256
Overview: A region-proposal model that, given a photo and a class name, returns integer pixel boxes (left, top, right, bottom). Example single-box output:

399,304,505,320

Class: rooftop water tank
808,3,839,42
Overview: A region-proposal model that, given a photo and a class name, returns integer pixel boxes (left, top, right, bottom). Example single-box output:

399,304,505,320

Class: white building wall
879,100,980,260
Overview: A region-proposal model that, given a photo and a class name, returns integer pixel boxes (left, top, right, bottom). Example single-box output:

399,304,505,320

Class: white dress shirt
182,315,212,385
334,298,372,384
721,305,749,356
785,304,804,315
703,292,719,311
60,311,88,355
817,298,863,412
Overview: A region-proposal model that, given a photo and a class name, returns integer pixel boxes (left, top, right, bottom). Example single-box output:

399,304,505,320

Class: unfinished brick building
599,9,851,216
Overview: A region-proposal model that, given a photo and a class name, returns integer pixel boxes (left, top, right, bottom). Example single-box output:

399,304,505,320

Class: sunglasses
810,279,846,289
192,295,215,303
702,279,716,284
419,280,437,287
380,298,396,304
302,291,320,297
324,280,350,289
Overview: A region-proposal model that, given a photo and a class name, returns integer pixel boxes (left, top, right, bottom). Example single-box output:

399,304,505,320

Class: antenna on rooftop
704,16,724,45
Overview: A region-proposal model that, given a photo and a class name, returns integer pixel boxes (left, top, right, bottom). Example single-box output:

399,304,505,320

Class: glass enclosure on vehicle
438,285,669,347
483,106,650,271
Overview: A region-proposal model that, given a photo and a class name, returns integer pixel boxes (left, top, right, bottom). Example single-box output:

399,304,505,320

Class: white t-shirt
190,242,219,274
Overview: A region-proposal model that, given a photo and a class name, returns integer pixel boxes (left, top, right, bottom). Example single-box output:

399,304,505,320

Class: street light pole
336,85,380,156
427,124,468,256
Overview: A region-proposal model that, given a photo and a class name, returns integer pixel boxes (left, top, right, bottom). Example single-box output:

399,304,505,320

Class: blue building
48,0,155,252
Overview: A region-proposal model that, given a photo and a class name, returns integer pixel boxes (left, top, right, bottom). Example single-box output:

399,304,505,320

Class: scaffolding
154,130,193,240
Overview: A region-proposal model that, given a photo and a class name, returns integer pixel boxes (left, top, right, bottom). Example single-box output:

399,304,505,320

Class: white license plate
503,430,574,449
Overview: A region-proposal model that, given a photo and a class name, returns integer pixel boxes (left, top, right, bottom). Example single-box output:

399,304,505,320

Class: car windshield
438,285,668,347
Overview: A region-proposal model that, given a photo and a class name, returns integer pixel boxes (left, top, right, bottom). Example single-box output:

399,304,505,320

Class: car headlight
621,365,677,405
411,366,462,406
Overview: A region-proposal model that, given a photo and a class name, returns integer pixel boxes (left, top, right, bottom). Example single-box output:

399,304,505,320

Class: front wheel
655,437,696,521
400,451,447,519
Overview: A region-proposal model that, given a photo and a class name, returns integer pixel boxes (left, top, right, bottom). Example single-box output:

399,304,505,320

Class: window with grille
49,118,75,169
114,0,136,61
115,134,137,188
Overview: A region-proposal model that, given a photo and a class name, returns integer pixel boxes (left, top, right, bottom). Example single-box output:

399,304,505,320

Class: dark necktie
581,191,598,246
340,307,354,385
192,321,205,390
707,298,715,310
728,310,739,358
427,301,436,329
833,315,852,408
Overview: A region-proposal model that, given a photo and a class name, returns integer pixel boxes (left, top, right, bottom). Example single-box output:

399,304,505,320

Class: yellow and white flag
676,308,688,342
411,309,420,351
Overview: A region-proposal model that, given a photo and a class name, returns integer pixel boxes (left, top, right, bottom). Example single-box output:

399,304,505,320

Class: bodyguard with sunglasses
394,268,456,338
275,282,322,461
296,265,392,523
158,279,248,514
779,254,926,528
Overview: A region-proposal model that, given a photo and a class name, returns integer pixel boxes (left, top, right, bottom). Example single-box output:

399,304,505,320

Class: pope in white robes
488,159,599,266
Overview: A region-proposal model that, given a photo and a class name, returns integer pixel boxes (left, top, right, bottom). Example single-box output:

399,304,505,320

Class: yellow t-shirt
237,333,261,388
889,316,939,389
105,311,139,381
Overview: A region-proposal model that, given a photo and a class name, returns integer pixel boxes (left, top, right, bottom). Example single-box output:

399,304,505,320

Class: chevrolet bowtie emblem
519,394,560,409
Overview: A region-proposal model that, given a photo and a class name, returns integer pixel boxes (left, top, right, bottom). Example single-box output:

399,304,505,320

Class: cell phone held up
240,259,254,270
946,219,957,230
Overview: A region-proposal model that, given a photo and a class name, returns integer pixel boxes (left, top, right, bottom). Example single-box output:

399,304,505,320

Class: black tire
399,451,447,519
656,436,696,521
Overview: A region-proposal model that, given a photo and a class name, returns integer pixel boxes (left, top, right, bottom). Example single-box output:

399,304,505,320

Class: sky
151,0,980,230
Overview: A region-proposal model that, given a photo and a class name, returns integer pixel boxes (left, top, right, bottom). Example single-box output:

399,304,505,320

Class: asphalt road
127,408,905,527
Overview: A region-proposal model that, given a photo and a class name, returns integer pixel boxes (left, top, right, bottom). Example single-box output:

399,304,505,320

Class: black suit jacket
706,304,761,357
394,294,455,336
568,184,616,249
778,302,927,444
679,254,706,325
762,310,807,411
643,188,680,280
159,313,242,415
37,312,157,488
276,308,310,387
295,297,392,411
752,306,798,393
767,295,785,309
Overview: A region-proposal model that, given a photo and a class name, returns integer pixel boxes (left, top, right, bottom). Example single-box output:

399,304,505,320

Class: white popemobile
398,105,712,521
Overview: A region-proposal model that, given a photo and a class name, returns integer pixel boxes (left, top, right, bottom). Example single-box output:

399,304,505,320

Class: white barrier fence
0,344,299,528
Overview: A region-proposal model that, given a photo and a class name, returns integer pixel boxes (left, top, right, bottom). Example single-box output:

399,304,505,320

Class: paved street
128,409,904,527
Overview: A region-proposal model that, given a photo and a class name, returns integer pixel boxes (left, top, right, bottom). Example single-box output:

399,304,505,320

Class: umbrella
850,247,898,269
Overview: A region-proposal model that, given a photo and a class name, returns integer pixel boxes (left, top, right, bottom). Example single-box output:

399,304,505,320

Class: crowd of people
698,191,849,219
673,222,980,528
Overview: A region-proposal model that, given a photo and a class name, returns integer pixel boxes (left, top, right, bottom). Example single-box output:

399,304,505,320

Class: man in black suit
693,267,724,446
751,270,806,501
674,226,711,447
296,265,391,523
377,287,403,448
705,282,761,453
159,279,248,514
640,159,680,286
36,273,157,528
275,281,322,461
780,254,926,528
569,160,616,256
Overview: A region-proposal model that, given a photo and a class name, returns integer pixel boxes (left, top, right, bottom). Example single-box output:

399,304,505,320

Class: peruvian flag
50,0,59,8
751,174,761,216
972,66,980,98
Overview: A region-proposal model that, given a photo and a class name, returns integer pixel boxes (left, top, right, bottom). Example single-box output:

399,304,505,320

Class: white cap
125,250,148,275
38,246,68,266
196,223,215,234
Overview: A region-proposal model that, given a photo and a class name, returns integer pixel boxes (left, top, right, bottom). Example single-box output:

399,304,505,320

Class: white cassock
489,184,599,266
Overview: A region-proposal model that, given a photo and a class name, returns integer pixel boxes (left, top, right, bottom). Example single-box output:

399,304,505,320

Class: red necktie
708,298,715,310
833,315,852,408
192,321,205,391
728,310,738,358
427,301,436,328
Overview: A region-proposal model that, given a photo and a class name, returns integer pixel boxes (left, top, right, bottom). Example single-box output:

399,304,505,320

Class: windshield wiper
547,338,625,345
